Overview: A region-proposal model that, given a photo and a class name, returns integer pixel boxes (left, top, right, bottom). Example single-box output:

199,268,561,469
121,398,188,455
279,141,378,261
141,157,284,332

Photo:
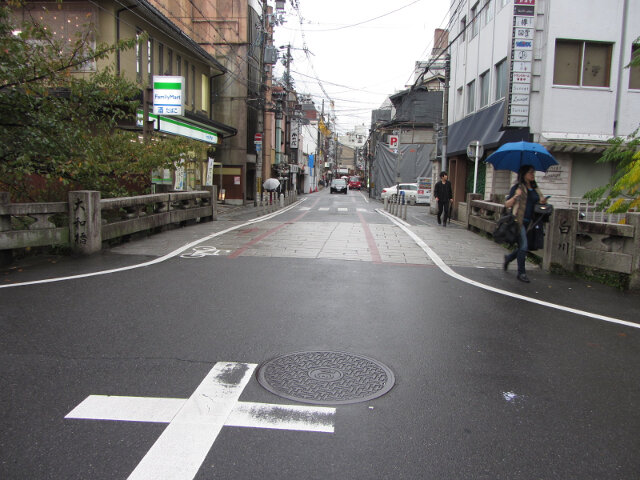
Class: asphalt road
1,189,639,479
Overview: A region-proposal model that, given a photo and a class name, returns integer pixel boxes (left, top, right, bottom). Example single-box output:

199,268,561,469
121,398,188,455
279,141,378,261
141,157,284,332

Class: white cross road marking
356,208,368,212
65,362,335,480
318,207,330,211
337,208,348,212
298,207,312,211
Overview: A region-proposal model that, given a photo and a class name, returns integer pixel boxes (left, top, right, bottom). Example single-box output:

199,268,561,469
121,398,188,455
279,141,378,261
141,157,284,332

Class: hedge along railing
0,187,217,260
464,193,640,290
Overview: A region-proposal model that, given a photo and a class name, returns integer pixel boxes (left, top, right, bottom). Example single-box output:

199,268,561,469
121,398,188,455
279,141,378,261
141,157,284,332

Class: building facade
446,0,640,211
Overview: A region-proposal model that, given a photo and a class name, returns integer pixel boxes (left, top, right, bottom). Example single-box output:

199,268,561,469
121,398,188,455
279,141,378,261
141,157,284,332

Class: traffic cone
315,186,318,192
309,187,312,194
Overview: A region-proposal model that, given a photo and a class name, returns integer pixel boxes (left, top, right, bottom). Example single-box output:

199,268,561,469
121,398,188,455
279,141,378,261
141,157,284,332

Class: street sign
467,140,484,159
389,135,399,149
254,133,262,144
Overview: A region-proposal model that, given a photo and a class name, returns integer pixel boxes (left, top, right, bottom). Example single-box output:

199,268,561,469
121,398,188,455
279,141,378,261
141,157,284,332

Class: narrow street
1,190,639,479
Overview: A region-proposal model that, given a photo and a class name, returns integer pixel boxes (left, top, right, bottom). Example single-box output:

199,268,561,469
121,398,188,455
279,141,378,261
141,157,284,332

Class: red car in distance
348,176,362,190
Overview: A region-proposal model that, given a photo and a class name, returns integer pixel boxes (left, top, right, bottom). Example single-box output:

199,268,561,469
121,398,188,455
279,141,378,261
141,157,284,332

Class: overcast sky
273,0,452,135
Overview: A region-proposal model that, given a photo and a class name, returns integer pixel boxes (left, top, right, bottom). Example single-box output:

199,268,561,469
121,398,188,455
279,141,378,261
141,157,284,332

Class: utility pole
255,0,269,206
316,99,324,189
442,54,450,173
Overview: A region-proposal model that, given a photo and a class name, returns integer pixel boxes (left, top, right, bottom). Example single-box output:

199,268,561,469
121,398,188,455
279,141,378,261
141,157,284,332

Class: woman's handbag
493,210,519,245
534,203,553,221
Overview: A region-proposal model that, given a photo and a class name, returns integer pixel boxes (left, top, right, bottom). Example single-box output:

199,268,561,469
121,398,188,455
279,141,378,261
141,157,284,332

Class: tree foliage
584,129,640,213
0,2,206,201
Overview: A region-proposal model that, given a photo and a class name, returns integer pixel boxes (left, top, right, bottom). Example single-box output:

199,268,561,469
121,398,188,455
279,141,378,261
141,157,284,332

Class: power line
295,0,423,32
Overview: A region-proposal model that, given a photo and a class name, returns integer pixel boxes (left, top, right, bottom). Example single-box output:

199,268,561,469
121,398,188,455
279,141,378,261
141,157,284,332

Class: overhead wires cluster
276,0,458,134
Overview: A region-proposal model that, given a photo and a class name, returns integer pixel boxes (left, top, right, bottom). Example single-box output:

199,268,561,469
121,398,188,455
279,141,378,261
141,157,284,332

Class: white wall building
445,0,640,207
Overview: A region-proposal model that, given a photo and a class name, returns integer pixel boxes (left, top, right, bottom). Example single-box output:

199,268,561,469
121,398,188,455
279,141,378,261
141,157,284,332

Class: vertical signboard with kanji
505,0,536,128
290,120,299,149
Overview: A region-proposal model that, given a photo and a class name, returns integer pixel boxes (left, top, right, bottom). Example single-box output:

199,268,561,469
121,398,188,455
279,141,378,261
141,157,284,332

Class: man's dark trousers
437,201,450,225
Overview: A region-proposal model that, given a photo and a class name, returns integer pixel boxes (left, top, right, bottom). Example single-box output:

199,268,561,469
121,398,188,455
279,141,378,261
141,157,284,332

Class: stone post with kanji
68,191,101,254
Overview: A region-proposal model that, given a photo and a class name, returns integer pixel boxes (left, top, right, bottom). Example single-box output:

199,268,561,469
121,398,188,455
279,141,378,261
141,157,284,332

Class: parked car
381,183,418,202
330,178,348,194
348,176,362,190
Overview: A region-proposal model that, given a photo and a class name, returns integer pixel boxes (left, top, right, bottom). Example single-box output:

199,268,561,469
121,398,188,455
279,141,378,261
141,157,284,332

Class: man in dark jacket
433,171,453,227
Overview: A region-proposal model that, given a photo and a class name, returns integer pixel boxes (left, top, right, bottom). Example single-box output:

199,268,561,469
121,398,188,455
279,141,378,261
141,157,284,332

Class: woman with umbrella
503,164,548,283
486,141,556,283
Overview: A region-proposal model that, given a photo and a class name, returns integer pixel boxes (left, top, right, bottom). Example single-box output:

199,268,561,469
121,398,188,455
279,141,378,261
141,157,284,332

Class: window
480,70,490,107
470,2,479,38
201,74,209,111
176,55,182,76
467,79,476,113
553,39,613,87
136,30,143,83
147,38,153,85
158,43,164,76
457,87,464,117
483,0,493,26
495,59,507,99
191,64,196,108
167,49,173,75
29,3,97,71
185,60,189,105
460,16,466,42
630,44,640,89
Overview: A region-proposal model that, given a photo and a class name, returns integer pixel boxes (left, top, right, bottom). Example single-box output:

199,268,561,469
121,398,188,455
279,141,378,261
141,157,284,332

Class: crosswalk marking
299,207,371,213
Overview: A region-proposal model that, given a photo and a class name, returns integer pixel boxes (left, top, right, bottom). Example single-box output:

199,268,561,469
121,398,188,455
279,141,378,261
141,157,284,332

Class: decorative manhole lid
256,351,395,405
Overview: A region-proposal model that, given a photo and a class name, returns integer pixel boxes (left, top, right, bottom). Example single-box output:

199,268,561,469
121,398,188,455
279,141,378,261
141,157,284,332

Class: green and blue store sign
136,111,219,145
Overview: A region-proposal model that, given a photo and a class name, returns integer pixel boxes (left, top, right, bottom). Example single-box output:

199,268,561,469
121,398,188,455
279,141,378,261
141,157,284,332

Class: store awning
447,100,529,156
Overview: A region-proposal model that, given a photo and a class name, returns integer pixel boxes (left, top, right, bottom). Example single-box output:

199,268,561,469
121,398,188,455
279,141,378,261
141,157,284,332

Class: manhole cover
257,351,395,405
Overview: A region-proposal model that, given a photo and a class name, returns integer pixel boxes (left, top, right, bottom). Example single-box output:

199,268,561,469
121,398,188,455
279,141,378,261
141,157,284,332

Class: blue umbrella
484,141,558,173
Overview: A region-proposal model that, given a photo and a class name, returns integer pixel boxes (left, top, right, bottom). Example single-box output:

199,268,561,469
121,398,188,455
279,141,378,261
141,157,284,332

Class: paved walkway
109,198,508,270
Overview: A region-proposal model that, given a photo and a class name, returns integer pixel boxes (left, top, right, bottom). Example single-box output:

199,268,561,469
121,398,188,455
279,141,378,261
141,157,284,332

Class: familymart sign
153,75,184,116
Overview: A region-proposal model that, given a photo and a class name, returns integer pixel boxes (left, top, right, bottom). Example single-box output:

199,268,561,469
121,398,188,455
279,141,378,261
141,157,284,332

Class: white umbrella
263,178,280,191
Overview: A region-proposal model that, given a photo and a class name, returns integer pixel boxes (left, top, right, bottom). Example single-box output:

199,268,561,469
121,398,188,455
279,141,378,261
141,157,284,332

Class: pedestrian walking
433,171,453,227
503,164,548,283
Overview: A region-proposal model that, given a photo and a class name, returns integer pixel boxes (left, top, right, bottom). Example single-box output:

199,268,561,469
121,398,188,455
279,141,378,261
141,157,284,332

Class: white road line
127,362,255,480
359,192,369,204
338,208,348,212
377,208,639,330
66,396,335,433
0,199,307,289
298,207,311,211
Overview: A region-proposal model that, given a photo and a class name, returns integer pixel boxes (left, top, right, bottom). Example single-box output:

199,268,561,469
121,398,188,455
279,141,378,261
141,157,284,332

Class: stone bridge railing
463,193,640,290
0,187,217,262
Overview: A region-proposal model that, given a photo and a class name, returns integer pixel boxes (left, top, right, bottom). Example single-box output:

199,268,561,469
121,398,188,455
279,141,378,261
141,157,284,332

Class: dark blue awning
447,100,529,156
